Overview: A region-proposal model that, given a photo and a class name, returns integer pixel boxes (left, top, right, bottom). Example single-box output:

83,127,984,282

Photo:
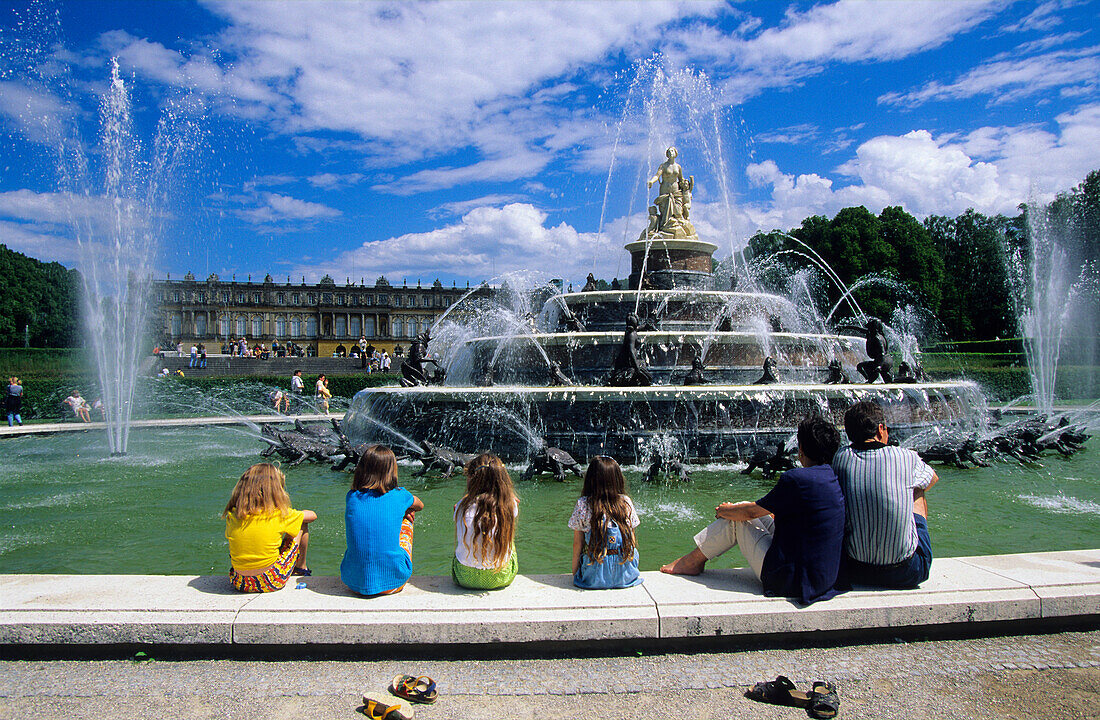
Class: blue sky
1,0,1098,287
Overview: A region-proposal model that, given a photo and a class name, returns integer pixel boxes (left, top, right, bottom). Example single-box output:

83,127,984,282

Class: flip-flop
807,680,839,719
361,695,415,719
744,675,811,708
390,674,438,704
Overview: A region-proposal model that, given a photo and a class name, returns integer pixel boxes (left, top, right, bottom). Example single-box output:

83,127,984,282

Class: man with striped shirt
833,401,939,588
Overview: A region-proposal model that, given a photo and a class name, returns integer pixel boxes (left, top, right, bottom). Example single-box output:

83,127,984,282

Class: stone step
2,549,1097,651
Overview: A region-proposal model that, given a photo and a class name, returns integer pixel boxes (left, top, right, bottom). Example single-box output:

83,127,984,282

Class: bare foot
660,550,707,576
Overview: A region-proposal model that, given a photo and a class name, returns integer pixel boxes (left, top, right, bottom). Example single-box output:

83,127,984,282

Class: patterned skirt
230,538,299,593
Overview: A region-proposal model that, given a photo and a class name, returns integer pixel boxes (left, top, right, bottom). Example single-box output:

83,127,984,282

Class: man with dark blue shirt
660,415,846,605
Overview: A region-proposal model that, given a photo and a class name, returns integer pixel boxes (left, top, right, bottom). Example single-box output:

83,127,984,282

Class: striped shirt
832,444,935,565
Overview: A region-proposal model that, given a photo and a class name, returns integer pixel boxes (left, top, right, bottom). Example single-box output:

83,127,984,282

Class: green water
2,426,1098,576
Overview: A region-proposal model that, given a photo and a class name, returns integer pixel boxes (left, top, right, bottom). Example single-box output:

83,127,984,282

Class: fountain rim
461,331,865,345
352,380,981,400
623,238,719,253
552,289,791,304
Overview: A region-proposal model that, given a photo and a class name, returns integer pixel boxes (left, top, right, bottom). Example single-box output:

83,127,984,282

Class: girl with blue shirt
341,445,424,596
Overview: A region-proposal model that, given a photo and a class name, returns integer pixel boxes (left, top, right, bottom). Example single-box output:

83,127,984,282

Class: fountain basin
346,381,986,461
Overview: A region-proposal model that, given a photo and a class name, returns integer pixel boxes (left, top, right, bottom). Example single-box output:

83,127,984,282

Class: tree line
748,169,1100,343
0,244,81,348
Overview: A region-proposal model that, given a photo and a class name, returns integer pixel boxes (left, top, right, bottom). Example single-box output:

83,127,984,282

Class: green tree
0,244,81,347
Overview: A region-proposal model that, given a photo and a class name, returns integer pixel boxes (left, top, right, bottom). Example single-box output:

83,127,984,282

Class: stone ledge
1,550,1097,650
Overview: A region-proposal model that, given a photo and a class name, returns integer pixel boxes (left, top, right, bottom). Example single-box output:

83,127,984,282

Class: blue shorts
843,514,933,589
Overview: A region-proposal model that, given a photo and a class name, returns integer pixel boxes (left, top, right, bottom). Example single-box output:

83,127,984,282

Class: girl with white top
452,453,519,590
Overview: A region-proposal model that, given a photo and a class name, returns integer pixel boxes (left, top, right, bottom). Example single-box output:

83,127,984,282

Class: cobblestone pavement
3,630,1099,719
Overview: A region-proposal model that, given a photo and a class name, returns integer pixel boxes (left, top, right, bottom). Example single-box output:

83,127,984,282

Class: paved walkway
2,630,1098,719
0,413,333,438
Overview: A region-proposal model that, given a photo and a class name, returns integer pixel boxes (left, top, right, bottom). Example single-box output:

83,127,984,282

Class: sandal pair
389,674,438,704
745,676,839,718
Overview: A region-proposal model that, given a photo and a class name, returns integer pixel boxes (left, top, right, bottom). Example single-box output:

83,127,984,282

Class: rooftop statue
641,147,697,241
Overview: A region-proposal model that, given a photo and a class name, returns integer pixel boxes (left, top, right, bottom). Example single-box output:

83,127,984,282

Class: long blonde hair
455,453,517,568
223,463,292,519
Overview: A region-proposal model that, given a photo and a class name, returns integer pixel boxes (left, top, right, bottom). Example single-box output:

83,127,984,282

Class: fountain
344,148,987,463
52,58,206,454
1006,203,1100,415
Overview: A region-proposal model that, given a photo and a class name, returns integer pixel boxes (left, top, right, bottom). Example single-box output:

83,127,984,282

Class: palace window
196,292,205,303
305,316,318,337
291,316,301,336
235,316,246,336
364,317,376,336
170,313,182,336
252,293,261,304
277,293,285,304
218,315,229,336
195,315,207,336
237,293,246,303
222,292,230,303
336,295,345,306
251,316,263,337
363,295,372,306
173,292,181,303
335,316,347,337
292,293,300,304
350,316,361,337
275,316,286,337
308,293,317,304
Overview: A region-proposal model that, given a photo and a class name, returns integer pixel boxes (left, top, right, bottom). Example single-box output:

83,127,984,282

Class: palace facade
154,272,475,356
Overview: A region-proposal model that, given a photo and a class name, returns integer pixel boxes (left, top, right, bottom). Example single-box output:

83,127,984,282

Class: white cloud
0,219,79,264
234,192,342,224
669,1,1002,103
432,194,529,218
742,106,1100,231
0,81,72,144
296,202,614,283
880,45,1100,107
307,173,364,189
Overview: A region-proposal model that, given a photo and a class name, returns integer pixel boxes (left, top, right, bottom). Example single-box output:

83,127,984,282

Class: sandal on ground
807,681,839,719
361,695,414,719
745,675,811,708
389,674,438,704
292,567,311,576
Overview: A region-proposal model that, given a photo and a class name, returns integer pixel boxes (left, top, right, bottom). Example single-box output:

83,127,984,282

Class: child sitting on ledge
452,453,519,590
341,445,424,596
569,456,642,589
223,463,315,592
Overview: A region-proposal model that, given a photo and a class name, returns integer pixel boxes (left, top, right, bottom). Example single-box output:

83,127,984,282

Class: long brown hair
223,463,291,519
352,445,399,493
580,456,636,564
455,453,518,568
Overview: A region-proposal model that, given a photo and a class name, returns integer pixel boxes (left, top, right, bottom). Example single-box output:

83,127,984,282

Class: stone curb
2,549,1097,649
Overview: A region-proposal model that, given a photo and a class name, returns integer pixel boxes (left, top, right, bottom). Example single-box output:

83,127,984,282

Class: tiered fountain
344,149,986,463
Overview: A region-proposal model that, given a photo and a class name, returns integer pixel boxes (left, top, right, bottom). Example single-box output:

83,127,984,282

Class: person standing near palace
6,377,23,427
832,400,938,588
358,336,368,369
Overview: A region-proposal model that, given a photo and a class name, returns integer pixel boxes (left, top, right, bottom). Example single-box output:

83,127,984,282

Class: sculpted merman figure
609,313,653,387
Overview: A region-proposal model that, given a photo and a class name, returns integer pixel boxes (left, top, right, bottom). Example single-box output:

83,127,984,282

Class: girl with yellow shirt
224,463,317,592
